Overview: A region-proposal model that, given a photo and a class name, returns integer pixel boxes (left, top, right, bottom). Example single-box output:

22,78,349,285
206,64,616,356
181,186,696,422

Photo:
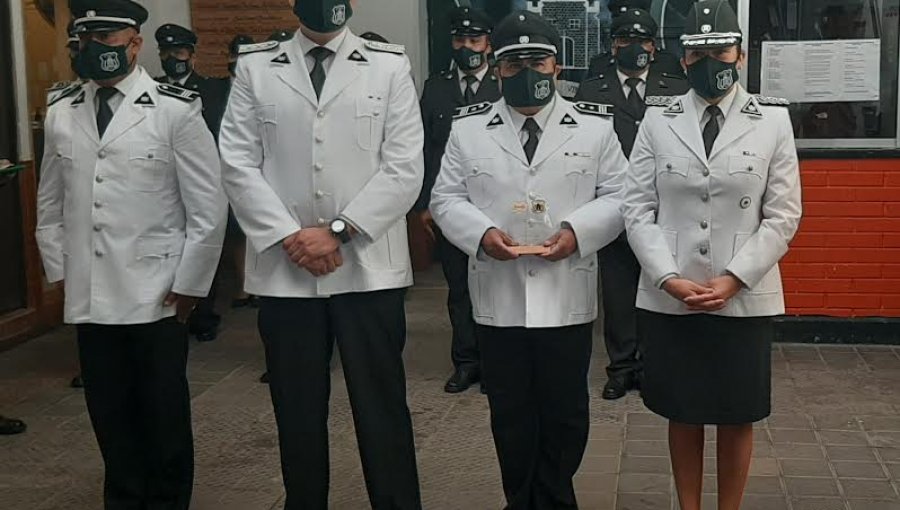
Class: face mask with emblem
293,0,353,33
161,56,192,80
501,67,555,108
77,39,133,82
616,42,651,72
452,47,486,72
687,56,738,99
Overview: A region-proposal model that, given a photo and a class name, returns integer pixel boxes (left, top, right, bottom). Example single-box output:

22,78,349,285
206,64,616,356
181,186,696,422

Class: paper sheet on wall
761,39,880,103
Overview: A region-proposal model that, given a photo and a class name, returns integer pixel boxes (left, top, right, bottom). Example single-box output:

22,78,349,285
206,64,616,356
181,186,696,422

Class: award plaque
509,196,555,256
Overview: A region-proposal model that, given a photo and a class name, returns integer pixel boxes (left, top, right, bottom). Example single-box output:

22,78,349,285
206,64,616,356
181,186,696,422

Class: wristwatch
330,218,352,244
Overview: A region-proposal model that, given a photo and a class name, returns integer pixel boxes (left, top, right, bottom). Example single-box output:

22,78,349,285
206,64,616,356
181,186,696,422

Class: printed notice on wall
761,39,881,103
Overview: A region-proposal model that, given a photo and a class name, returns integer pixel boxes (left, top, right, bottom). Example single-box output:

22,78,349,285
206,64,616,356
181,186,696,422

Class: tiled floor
1,270,900,509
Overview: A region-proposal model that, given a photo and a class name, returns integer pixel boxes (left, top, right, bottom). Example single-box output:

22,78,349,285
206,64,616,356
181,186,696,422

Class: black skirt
638,310,773,425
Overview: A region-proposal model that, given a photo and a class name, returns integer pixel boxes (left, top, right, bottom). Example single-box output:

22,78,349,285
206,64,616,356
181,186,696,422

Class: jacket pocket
728,155,766,179
134,235,184,301
464,159,496,210
656,155,690,178
128,145,172,192
253,105,278,156
569,256,597,316
565,157,597,202
356,94,385,151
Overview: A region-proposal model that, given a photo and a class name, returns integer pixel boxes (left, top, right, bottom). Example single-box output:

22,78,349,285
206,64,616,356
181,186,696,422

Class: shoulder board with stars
48,82,83,106
659,72,687,81
645,96,677,107
238,41,280,55
754,95,790,107
48,80,73,92
573,102,613,117
363,40,405,55
453,101,492,120
157,83,200,103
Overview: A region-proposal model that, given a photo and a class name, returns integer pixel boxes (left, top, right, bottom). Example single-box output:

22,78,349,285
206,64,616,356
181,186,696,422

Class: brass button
700,246,708,255
701,193,709,202
95,175,104,183
315,190,324,199
314,163,323,172
700,220,709,229
93,225,101,232
528,270,536,277
315,136,324,144
666,163,673,170
317,111,325,118
93,201,102,209
98,151,107,159
702,169,710,177
94,250,103,257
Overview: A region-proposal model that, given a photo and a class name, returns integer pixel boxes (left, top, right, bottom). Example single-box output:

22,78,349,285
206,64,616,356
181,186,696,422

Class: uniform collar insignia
663,99,684,115
134,91,155,106
487,114,504,127
71,90,86,106
348,50,368,62
560,113,577,126
271,53,290,64
741,97,763,117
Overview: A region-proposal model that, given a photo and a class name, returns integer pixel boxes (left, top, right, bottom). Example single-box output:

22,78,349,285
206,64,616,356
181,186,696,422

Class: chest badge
739,196,752,209
532,200,548,214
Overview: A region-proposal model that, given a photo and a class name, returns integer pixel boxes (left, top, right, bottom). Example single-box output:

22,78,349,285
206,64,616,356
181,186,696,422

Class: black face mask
293,0,353,33
452,47,486,72
616,43,651,72
687,56,738,99
228,61,237,77
76,39,133,82
501,67,556,108
162,56,192,80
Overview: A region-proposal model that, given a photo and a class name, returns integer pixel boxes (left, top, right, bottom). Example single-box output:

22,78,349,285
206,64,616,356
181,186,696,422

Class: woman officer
623,1,802,509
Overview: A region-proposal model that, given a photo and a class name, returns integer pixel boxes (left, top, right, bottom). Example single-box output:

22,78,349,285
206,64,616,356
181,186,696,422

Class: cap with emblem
491,11,561,60
155,24,198,49
449,6,493,36
609,0,653,18
70,0,149,34
611,8,658,39
267,29,294,42
228,34,255,57
681,0,742,49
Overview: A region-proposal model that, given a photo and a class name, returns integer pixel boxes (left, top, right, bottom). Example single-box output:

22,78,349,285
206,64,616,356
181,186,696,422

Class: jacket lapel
473,72,499,103
72,86,100,146
529,98,574,169
98,70,149,149
274,38,318,107
708,86,758,161
318,33,363,109
487,101,528,167
666,94,708,166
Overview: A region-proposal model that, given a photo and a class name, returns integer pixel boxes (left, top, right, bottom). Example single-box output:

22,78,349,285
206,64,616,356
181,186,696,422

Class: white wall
133,0,193,78
349,0,428,88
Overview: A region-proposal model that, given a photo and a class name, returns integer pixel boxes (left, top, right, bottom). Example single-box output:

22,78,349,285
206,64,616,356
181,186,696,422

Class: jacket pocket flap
136,236,184,258
129,145,171,163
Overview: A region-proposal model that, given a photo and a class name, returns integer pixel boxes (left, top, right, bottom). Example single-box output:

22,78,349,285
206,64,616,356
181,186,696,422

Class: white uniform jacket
36,67,227,325
624,86,803,317
219,31,424,297
431,96,627,328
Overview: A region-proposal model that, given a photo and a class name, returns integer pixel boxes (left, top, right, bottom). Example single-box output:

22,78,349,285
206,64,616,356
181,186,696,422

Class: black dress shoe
0,416,26,435
602,377,632,400
195,329,218,342
70,375,84,389
259,372,269,384
444,367,480,394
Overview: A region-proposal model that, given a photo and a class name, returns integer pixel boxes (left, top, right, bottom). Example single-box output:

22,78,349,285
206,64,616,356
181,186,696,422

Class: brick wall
782,159,900,318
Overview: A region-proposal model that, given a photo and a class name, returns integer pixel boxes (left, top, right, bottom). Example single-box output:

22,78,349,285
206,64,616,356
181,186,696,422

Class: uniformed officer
415,6,500,395
431,11,627,508
575,7,689,402
623,2,801,509
154,24,230,344
35,1,226,508
218,0,423,507
585,0,684,80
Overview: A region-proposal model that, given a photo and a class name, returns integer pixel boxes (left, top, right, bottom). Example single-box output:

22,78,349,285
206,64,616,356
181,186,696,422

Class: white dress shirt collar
692,85,738,125
507,96,557,135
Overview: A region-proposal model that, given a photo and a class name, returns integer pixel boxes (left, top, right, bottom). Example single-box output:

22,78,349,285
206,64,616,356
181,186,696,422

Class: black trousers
598,233,642,381
437,232,479,370
76,317,193,510
478,323,593,510
257,289,421,510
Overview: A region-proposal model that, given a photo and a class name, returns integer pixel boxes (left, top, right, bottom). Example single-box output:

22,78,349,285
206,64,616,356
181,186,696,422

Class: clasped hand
480,227,578,262
662,275,743,312
283,228,343,277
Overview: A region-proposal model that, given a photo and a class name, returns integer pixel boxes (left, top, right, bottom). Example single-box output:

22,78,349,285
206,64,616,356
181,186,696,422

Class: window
561,36,576,67
568,18,582,30
745,0,900,149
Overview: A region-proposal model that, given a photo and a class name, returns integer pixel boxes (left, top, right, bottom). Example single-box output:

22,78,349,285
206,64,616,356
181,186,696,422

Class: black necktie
463,74,478,105
96,87,118,138
703,105,722,157
625,77,645,116
308,46,333,100
523,117,541,164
